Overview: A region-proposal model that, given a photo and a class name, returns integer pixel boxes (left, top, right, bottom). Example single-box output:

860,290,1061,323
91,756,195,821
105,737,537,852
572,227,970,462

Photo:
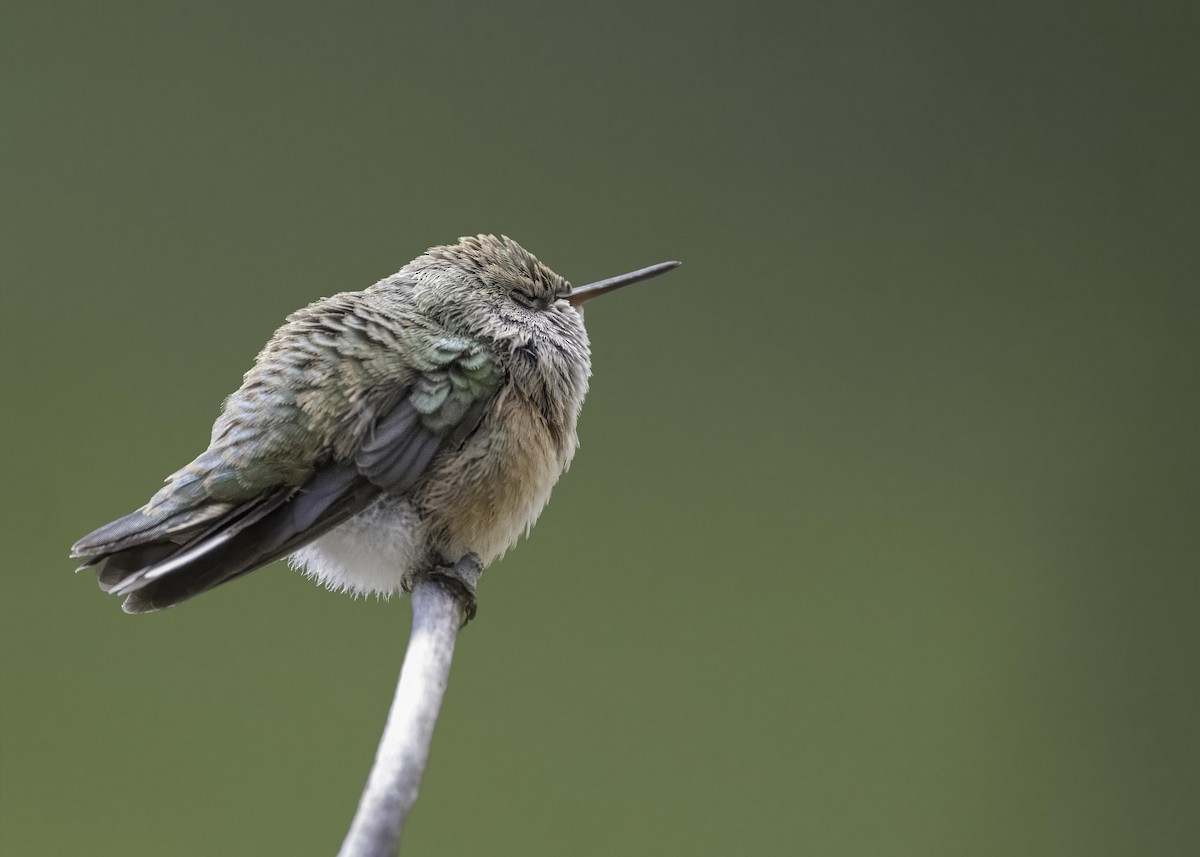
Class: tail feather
71,502,234,560
74,463,381,613
96,543,180,591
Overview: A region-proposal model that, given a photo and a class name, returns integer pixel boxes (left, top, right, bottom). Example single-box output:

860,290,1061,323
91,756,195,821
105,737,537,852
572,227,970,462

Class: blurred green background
2,1,1196,854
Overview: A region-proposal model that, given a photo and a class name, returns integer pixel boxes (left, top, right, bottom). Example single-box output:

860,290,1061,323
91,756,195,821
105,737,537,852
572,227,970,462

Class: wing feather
74,338,503,612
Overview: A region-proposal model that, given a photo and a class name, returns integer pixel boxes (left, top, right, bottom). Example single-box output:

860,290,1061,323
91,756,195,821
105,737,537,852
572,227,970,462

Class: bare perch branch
336,554,482,857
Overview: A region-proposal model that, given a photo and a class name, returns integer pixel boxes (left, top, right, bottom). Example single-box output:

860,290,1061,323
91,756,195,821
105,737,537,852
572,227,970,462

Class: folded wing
72,326,502,613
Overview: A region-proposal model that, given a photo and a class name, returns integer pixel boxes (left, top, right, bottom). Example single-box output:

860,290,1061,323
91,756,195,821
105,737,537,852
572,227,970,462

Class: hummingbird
72,235,680,613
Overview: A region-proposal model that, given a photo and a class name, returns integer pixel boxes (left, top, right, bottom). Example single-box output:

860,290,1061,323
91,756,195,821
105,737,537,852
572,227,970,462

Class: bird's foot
407,553,483,626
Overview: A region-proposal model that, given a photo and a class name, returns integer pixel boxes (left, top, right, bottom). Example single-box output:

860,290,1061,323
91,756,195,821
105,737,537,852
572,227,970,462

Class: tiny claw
422,553,482,626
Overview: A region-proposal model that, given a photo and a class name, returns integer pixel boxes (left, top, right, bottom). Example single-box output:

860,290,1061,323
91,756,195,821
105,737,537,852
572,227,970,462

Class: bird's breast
417,383,580,564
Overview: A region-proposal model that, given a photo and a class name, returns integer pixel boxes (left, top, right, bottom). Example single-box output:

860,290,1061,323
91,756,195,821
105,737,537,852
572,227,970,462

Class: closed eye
512,289,542,310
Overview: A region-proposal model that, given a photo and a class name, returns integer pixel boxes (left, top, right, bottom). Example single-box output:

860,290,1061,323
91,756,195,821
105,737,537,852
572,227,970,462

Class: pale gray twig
336,555,482,857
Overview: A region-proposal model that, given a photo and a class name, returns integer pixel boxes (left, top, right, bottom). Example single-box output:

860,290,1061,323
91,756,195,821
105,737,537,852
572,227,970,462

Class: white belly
288,496,425,598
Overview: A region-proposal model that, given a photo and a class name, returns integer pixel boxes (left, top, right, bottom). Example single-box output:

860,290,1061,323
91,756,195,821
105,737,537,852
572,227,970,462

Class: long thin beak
567,260,682,307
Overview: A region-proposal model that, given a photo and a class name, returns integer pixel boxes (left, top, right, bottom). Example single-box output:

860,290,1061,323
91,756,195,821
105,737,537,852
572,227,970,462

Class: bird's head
399,234,679,361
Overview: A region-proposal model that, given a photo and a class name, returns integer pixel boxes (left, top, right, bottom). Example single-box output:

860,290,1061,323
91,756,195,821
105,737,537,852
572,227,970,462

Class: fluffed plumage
73,235,594,612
